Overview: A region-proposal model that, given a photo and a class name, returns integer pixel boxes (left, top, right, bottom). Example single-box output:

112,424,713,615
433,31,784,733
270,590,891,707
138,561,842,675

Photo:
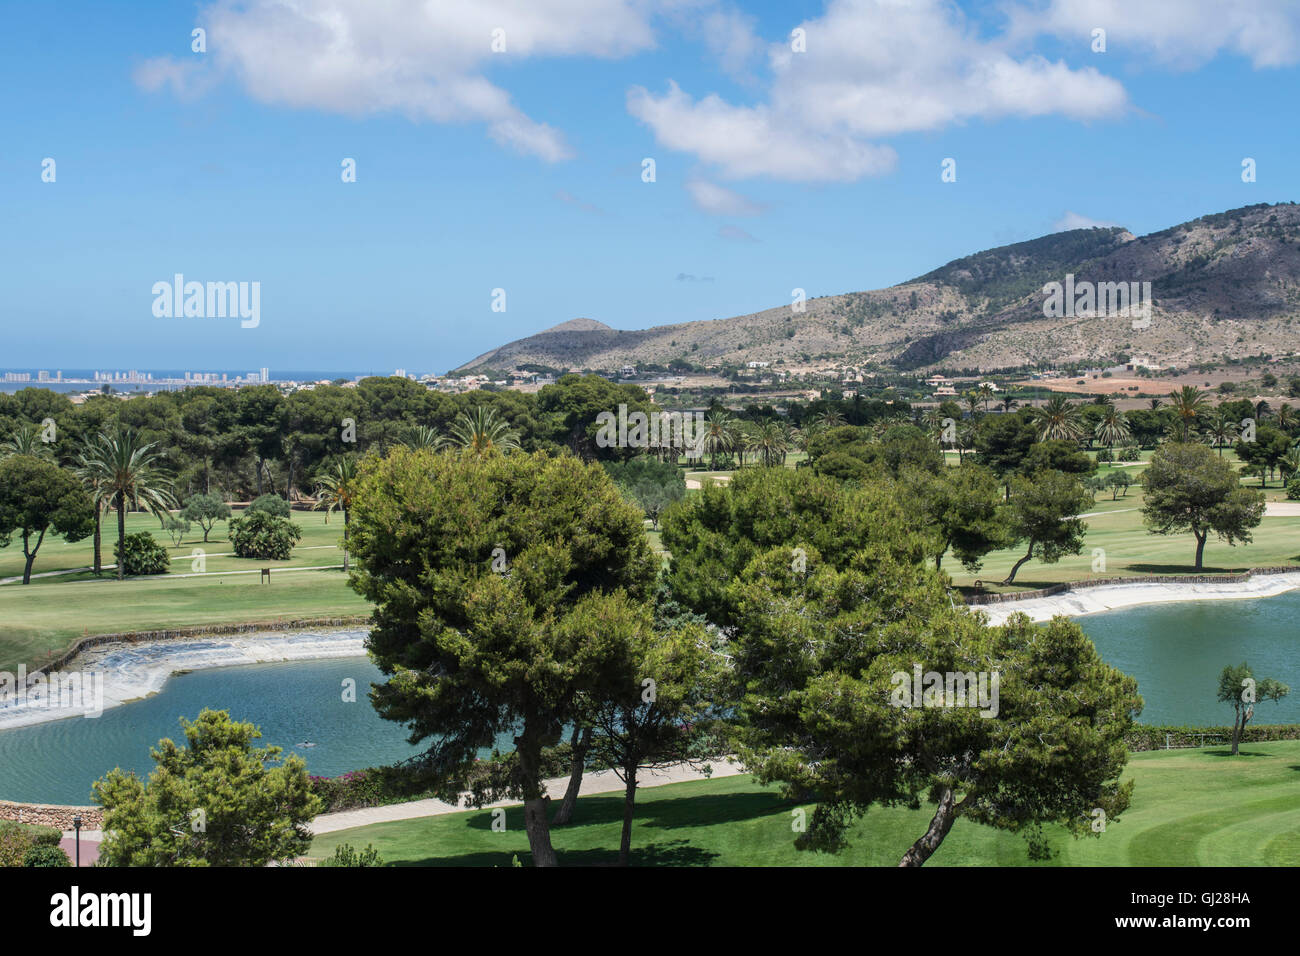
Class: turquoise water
0,657,510,806
3,592,1298,804
1078,590,1300,727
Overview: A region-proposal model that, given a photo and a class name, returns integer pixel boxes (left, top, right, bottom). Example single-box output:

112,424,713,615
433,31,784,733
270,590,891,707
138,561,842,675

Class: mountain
451,203,1300,374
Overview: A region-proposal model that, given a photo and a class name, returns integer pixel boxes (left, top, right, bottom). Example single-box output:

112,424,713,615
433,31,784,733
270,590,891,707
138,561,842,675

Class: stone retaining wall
962,566,1300,606
0,800,102,830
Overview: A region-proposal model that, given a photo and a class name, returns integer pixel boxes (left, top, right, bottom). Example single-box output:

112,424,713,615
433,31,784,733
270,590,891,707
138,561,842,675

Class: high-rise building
260,367,269,382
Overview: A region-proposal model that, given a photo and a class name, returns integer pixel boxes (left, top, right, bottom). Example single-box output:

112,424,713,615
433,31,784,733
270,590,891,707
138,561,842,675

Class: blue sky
3,0,1298,374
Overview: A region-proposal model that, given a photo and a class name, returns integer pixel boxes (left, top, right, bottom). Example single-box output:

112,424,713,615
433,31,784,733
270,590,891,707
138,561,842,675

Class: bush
1095,449,1113,463
1287,477,1300,501
248,493,291,518
113,531,170,576
319,843,385,867
23,845,71,867
229,509,302,560
0,823,34,867
28,826,62,847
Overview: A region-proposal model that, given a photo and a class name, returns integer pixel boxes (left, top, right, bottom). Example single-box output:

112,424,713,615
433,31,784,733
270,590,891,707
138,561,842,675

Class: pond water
2,590,1297,805
0,656,510,806
1077,590,1300,727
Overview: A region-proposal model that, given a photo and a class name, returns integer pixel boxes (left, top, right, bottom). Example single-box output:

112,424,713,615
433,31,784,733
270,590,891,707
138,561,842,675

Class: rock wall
0,800,103,830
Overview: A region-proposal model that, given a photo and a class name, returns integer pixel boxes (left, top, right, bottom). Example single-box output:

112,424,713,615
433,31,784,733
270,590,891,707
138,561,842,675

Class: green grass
947,483,1300,592
0,508,369,671
308,740,1300,867
0,508,347,581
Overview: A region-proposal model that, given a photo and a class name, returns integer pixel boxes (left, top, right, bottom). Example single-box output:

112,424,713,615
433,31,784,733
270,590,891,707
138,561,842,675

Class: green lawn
0,508,369,671
308,740,1300,867
946,484,1300,592
0,507,348,581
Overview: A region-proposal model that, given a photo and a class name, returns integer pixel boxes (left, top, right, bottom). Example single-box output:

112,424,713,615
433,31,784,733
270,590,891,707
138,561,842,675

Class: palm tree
0,422,53,460
744,419,792,467
1280,447,1300,485
1254,398,1272,422
962,391,982,421
699,410,737,469
1094,406,1130,452
443,407,520,455
816,408,847,429
78,427,177,580
314,456,359,572
1030,395,1084,442
1169,386,1207,442
1204,412,1238,457
73,433,115,575
402,425,442,449
978,383,995,412
999,395,1020,413
1275,403,1298,435
1148,397,1164,410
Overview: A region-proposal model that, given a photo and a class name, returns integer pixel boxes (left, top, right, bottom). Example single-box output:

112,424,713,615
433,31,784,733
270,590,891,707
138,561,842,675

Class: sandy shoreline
976,571,1300,624
0,628,369,731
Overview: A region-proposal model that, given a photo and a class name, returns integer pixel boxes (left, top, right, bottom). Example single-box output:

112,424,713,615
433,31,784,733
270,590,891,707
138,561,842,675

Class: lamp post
72,814,82,867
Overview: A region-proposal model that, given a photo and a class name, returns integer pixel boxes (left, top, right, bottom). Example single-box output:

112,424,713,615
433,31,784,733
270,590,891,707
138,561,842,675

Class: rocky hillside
452,203,1300,374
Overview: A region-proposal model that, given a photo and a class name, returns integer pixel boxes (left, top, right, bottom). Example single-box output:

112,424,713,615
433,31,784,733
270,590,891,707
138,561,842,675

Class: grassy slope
308,740,1300,867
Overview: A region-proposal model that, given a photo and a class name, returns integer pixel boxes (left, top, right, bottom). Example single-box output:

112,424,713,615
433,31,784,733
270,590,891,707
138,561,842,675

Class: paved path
58,759,750,852
310,758,746,835
1265,502,1300,516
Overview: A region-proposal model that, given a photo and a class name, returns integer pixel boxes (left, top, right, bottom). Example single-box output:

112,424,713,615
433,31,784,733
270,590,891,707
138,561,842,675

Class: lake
2,590,1298,805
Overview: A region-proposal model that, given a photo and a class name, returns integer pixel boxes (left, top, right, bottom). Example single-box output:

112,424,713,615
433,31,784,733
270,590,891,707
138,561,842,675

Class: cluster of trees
332,450,1140,867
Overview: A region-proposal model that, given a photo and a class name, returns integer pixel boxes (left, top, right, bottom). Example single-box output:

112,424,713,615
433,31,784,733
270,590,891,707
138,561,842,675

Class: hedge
1126,724,1300,752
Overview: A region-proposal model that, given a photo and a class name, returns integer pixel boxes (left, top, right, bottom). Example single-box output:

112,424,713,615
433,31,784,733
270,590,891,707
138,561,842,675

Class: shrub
319,843,385,867
248,493,291,518
229,509,302,560
23,845,71,867
0,823,34,867
28,826,62,847
1095,449,1113,463
113,531,170,576
1287,477,1300,501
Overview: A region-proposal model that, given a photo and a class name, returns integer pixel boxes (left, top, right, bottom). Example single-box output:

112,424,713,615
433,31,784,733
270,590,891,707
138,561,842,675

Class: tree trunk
1001,541,1034,585
255,458,264,497
342,509,350,572
1231,709,1242,755
92,509,102,575
516,728,559,867
22,530,35,585
1194,529,1207,570
116,493,127,580
618,767,638,866
551,726,592,827
898,786,959,867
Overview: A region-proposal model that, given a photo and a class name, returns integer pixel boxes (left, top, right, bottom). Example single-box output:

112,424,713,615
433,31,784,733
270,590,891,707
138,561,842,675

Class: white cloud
1052,210,1121,232
685,179,765,216
135,0,664,162
630,0,1128,182
1008,0,1300,69
628,82,897,182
